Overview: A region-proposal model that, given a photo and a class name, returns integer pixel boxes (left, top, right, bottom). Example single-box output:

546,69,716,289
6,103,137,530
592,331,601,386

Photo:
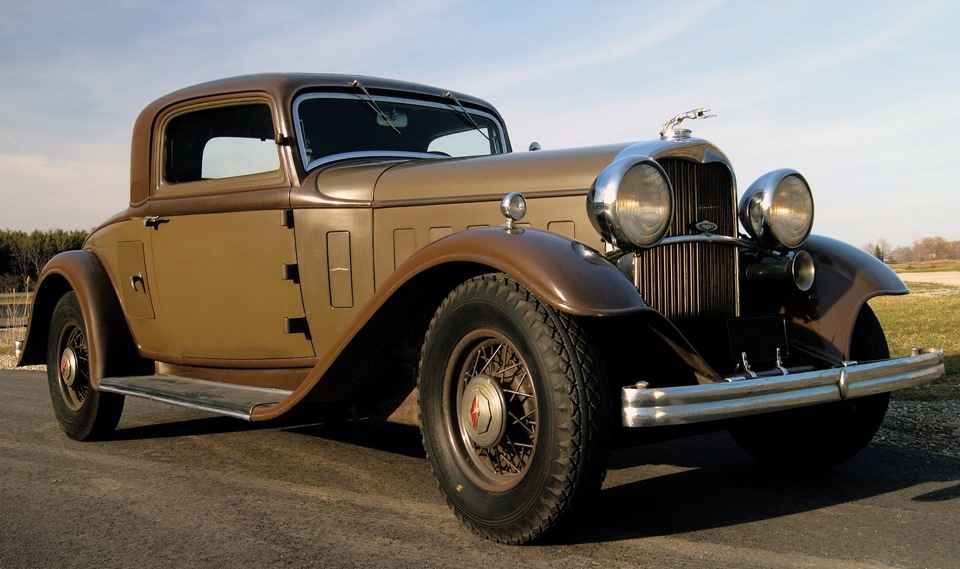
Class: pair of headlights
586,157,814,252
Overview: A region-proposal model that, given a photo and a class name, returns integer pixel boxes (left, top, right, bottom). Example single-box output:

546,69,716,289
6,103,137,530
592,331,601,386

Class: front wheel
418,274,610,544
47,292,124,441
729,305,891,469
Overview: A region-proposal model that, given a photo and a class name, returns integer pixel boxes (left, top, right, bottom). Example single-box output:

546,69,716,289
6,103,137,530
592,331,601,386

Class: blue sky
1,0,957,249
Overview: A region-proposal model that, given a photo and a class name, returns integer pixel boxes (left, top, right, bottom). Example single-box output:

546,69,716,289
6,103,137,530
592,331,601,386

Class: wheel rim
57,325,90,412
446,331,538,492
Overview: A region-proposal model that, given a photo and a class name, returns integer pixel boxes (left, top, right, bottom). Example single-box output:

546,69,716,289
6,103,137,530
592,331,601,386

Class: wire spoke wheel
419,274,609,544
450,333,537,491
56,325,91,412
46,292,124,441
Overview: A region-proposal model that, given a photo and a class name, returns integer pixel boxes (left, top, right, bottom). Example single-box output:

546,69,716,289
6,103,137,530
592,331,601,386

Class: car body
16,73,944,544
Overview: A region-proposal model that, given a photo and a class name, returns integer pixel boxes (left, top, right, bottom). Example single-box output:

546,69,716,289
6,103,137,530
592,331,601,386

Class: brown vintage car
16,73,944,544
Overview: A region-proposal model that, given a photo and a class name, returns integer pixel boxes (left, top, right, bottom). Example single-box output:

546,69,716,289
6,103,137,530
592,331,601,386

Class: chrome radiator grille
633,160,738,330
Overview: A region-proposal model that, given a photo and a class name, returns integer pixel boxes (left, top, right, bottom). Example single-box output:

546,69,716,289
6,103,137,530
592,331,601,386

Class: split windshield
294,93,506,169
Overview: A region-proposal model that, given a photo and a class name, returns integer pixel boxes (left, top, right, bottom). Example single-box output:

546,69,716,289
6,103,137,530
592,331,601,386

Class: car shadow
568,430,960,544
110,405,960,546
109,402,353,441
276,417,960,544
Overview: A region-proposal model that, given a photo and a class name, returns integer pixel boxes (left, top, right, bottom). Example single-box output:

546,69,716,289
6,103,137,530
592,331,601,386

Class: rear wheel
47,292,124,441
729,305,890,469
418,274,610,544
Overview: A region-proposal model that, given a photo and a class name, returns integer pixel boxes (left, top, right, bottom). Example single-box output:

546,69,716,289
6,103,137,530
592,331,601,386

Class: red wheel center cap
470,396,481,429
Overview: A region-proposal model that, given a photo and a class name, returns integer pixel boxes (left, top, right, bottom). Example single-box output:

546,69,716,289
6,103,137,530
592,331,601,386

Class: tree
914,236,949,261
862,238,890,261
0,229,88,291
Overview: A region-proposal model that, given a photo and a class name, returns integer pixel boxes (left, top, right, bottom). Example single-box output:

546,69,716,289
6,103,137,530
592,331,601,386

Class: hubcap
60,347,78,388
460,375,507,448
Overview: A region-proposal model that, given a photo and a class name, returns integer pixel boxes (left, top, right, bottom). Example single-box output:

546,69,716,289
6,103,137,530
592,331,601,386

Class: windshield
293,93,506,170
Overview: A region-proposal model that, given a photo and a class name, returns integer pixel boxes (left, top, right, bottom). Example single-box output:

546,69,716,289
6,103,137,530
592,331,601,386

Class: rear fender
17,250,149,384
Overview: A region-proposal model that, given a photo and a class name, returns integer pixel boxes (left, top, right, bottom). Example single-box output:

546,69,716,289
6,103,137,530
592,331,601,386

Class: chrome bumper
622,348,944,427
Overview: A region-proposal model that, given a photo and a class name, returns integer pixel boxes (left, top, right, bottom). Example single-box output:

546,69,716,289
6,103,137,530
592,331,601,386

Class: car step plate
99,375,292,420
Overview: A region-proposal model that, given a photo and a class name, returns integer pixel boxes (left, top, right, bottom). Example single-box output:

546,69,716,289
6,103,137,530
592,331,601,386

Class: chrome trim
621,348,944,427
660,233,760,250
306,150,442,170
738,169,814,250
587,156,674,250
99,375,293,421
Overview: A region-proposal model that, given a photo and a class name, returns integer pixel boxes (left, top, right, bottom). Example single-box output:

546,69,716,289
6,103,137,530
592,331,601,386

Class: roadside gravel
3,354,955,459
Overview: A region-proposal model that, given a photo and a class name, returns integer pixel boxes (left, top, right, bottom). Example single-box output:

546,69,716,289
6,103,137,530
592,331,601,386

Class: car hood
372,143,632,205
298,143,632,206
299,138,735,207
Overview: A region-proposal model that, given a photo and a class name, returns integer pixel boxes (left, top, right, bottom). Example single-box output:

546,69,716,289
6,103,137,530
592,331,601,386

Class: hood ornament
660,107,715,140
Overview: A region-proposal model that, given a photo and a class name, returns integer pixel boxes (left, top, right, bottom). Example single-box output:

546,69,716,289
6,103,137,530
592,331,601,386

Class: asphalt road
2,369,958,569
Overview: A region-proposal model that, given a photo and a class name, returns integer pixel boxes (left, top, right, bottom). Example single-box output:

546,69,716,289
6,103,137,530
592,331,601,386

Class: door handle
131,273,145,292
144,216,169,229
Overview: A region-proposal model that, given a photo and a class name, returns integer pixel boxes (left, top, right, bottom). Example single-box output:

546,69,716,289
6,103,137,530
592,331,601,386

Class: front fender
788,235,907,361
17,250,148,385
392,226,650,317
251,227,650,421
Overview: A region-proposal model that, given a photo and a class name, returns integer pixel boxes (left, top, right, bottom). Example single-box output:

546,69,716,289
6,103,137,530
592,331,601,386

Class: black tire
729,305,891,469
47,292,124,441
418,274,610,544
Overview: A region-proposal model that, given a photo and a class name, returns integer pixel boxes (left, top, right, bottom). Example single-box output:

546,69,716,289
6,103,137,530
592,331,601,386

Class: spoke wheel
56,326,90,412
449,332,538,491
47,292,124,441
419,274,610,544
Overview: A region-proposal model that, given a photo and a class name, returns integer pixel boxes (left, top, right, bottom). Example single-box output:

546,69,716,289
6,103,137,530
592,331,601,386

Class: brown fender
17,250,149,385
387,226,650,317
252,227,650,420
786,235,907,362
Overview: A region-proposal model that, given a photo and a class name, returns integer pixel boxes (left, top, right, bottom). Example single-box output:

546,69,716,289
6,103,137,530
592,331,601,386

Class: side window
164,104,279,184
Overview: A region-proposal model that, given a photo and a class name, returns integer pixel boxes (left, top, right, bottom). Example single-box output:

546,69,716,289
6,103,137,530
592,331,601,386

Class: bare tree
913,236,949,261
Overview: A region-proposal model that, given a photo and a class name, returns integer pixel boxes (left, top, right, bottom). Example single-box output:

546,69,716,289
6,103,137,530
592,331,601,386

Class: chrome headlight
738,169,814,250
587,157,673,250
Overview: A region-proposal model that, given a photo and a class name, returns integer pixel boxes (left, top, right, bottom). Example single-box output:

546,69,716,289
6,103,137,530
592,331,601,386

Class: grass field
870,281,959,401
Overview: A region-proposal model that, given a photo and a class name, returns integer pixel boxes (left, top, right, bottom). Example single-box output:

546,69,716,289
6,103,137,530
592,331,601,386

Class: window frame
153,96,289,197
292,92,508,171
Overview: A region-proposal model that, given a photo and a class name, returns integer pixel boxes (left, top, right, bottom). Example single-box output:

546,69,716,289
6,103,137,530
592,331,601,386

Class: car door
144,98,315,362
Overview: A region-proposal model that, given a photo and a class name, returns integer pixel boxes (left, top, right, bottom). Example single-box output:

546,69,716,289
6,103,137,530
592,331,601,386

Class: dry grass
887,260,960,273
870,281,960,401
0,292,30,359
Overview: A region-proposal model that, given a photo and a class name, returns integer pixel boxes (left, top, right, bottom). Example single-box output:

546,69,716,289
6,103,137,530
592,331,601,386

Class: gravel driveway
897,271,960,286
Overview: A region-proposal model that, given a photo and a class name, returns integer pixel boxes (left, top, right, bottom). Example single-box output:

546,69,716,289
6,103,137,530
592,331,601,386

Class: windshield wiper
349,79,401,135
443,91,490,142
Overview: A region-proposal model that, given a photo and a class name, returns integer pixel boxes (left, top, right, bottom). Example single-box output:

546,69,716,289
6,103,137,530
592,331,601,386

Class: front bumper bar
622,348,944,427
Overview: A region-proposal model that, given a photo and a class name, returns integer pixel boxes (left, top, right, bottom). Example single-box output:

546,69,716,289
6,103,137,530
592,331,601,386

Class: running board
99,375,293,420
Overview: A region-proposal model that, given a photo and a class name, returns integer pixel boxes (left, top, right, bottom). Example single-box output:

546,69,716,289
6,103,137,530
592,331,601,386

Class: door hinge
284,317,310,337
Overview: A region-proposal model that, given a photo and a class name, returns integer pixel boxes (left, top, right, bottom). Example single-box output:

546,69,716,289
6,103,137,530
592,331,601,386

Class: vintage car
16,73,944,544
